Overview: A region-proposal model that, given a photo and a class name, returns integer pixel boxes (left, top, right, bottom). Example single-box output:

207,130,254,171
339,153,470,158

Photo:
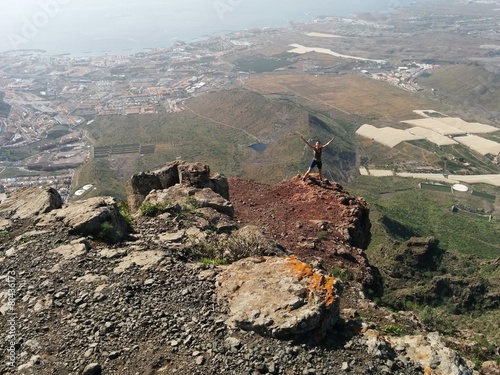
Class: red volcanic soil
228,174,370,273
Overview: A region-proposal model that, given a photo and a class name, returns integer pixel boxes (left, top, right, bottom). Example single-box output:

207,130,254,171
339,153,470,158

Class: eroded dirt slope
229,174,375,285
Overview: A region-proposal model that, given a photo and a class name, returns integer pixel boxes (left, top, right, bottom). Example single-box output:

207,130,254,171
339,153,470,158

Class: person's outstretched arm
300,135,315,149
322,135,335,148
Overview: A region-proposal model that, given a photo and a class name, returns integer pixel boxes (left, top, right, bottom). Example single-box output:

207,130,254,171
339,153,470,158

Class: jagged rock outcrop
126,161,229,212
0,187,63,221
216,256,343,339
228,176,383,295
334,190,372,250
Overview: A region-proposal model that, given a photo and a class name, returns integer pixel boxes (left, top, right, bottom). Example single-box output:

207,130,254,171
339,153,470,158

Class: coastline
0,1,419,58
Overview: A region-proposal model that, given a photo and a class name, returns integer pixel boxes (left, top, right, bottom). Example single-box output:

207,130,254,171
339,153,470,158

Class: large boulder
144,185,234,219
38,196,128,243
216,256,343,339
126,172,165,212
0,187,63,220
383,332,475,375
126,161,229,212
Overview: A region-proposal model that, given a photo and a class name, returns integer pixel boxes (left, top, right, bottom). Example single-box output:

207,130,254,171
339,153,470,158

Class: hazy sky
0,0,409,54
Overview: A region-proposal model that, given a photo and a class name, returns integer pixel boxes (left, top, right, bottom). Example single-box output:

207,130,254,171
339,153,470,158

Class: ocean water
0,0,418,56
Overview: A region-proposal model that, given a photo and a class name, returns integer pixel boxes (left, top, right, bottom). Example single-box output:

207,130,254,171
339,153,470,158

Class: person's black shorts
309,159,322,170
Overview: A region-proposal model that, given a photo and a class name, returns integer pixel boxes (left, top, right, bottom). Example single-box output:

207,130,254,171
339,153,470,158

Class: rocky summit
0,161,486,375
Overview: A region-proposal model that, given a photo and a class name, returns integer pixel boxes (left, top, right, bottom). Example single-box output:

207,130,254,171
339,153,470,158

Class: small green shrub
418,306,453,331
383,325,405,336
200,258,227,266
186,233,221,260
330,267,353,282
317,230,329,241
455,335,500,370
18,235,31,244
118,201,133,223
186,196,200,208
185,230,273,263
403,300,418,311
179,197,201,215
139,201,169,216
98,221,119,243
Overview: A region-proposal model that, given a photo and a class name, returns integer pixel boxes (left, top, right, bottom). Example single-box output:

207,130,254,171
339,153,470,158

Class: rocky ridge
0,161,490,375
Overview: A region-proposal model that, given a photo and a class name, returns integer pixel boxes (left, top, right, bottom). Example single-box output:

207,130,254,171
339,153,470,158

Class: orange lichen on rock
283,256,337,307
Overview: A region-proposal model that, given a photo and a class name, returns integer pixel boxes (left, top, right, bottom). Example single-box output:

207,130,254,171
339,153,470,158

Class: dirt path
183,102,260,142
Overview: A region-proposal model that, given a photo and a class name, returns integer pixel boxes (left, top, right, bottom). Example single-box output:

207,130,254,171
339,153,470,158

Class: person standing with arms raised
300,134,335,182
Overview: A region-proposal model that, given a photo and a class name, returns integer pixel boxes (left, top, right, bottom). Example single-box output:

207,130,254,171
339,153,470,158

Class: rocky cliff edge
0,161,487,375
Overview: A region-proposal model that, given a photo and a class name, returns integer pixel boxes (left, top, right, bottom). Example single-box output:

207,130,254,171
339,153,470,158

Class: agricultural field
242,73,445,123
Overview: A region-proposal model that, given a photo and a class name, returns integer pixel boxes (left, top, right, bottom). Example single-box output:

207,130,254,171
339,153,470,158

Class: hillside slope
82,88,358,198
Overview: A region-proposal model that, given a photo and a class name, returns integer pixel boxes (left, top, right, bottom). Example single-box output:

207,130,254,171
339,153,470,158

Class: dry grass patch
243,73,439,121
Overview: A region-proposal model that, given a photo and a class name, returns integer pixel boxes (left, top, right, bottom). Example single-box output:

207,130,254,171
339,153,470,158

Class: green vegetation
186,230,273,264
418,305,453,330
471,190,496,202
85,101,254,181
317,230,329,241
408,303,500,365
406,139,442,154
418,64,500,118
348,176,500,259
0,146,36,162
185,196,200,210
47,125,70,139
0,168,52,179
18,235,32,244
382,325,405,336
94,144,141,158
138,201,170,217
420,183,451,193
200,257,227,267
98,221,120,243
347,174,500,349
118,201,133,223
467,336,500,369
77,88,359,193
330,266,353,282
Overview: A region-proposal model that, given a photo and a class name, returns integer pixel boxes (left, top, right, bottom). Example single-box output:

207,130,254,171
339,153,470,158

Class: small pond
249,143,267,152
